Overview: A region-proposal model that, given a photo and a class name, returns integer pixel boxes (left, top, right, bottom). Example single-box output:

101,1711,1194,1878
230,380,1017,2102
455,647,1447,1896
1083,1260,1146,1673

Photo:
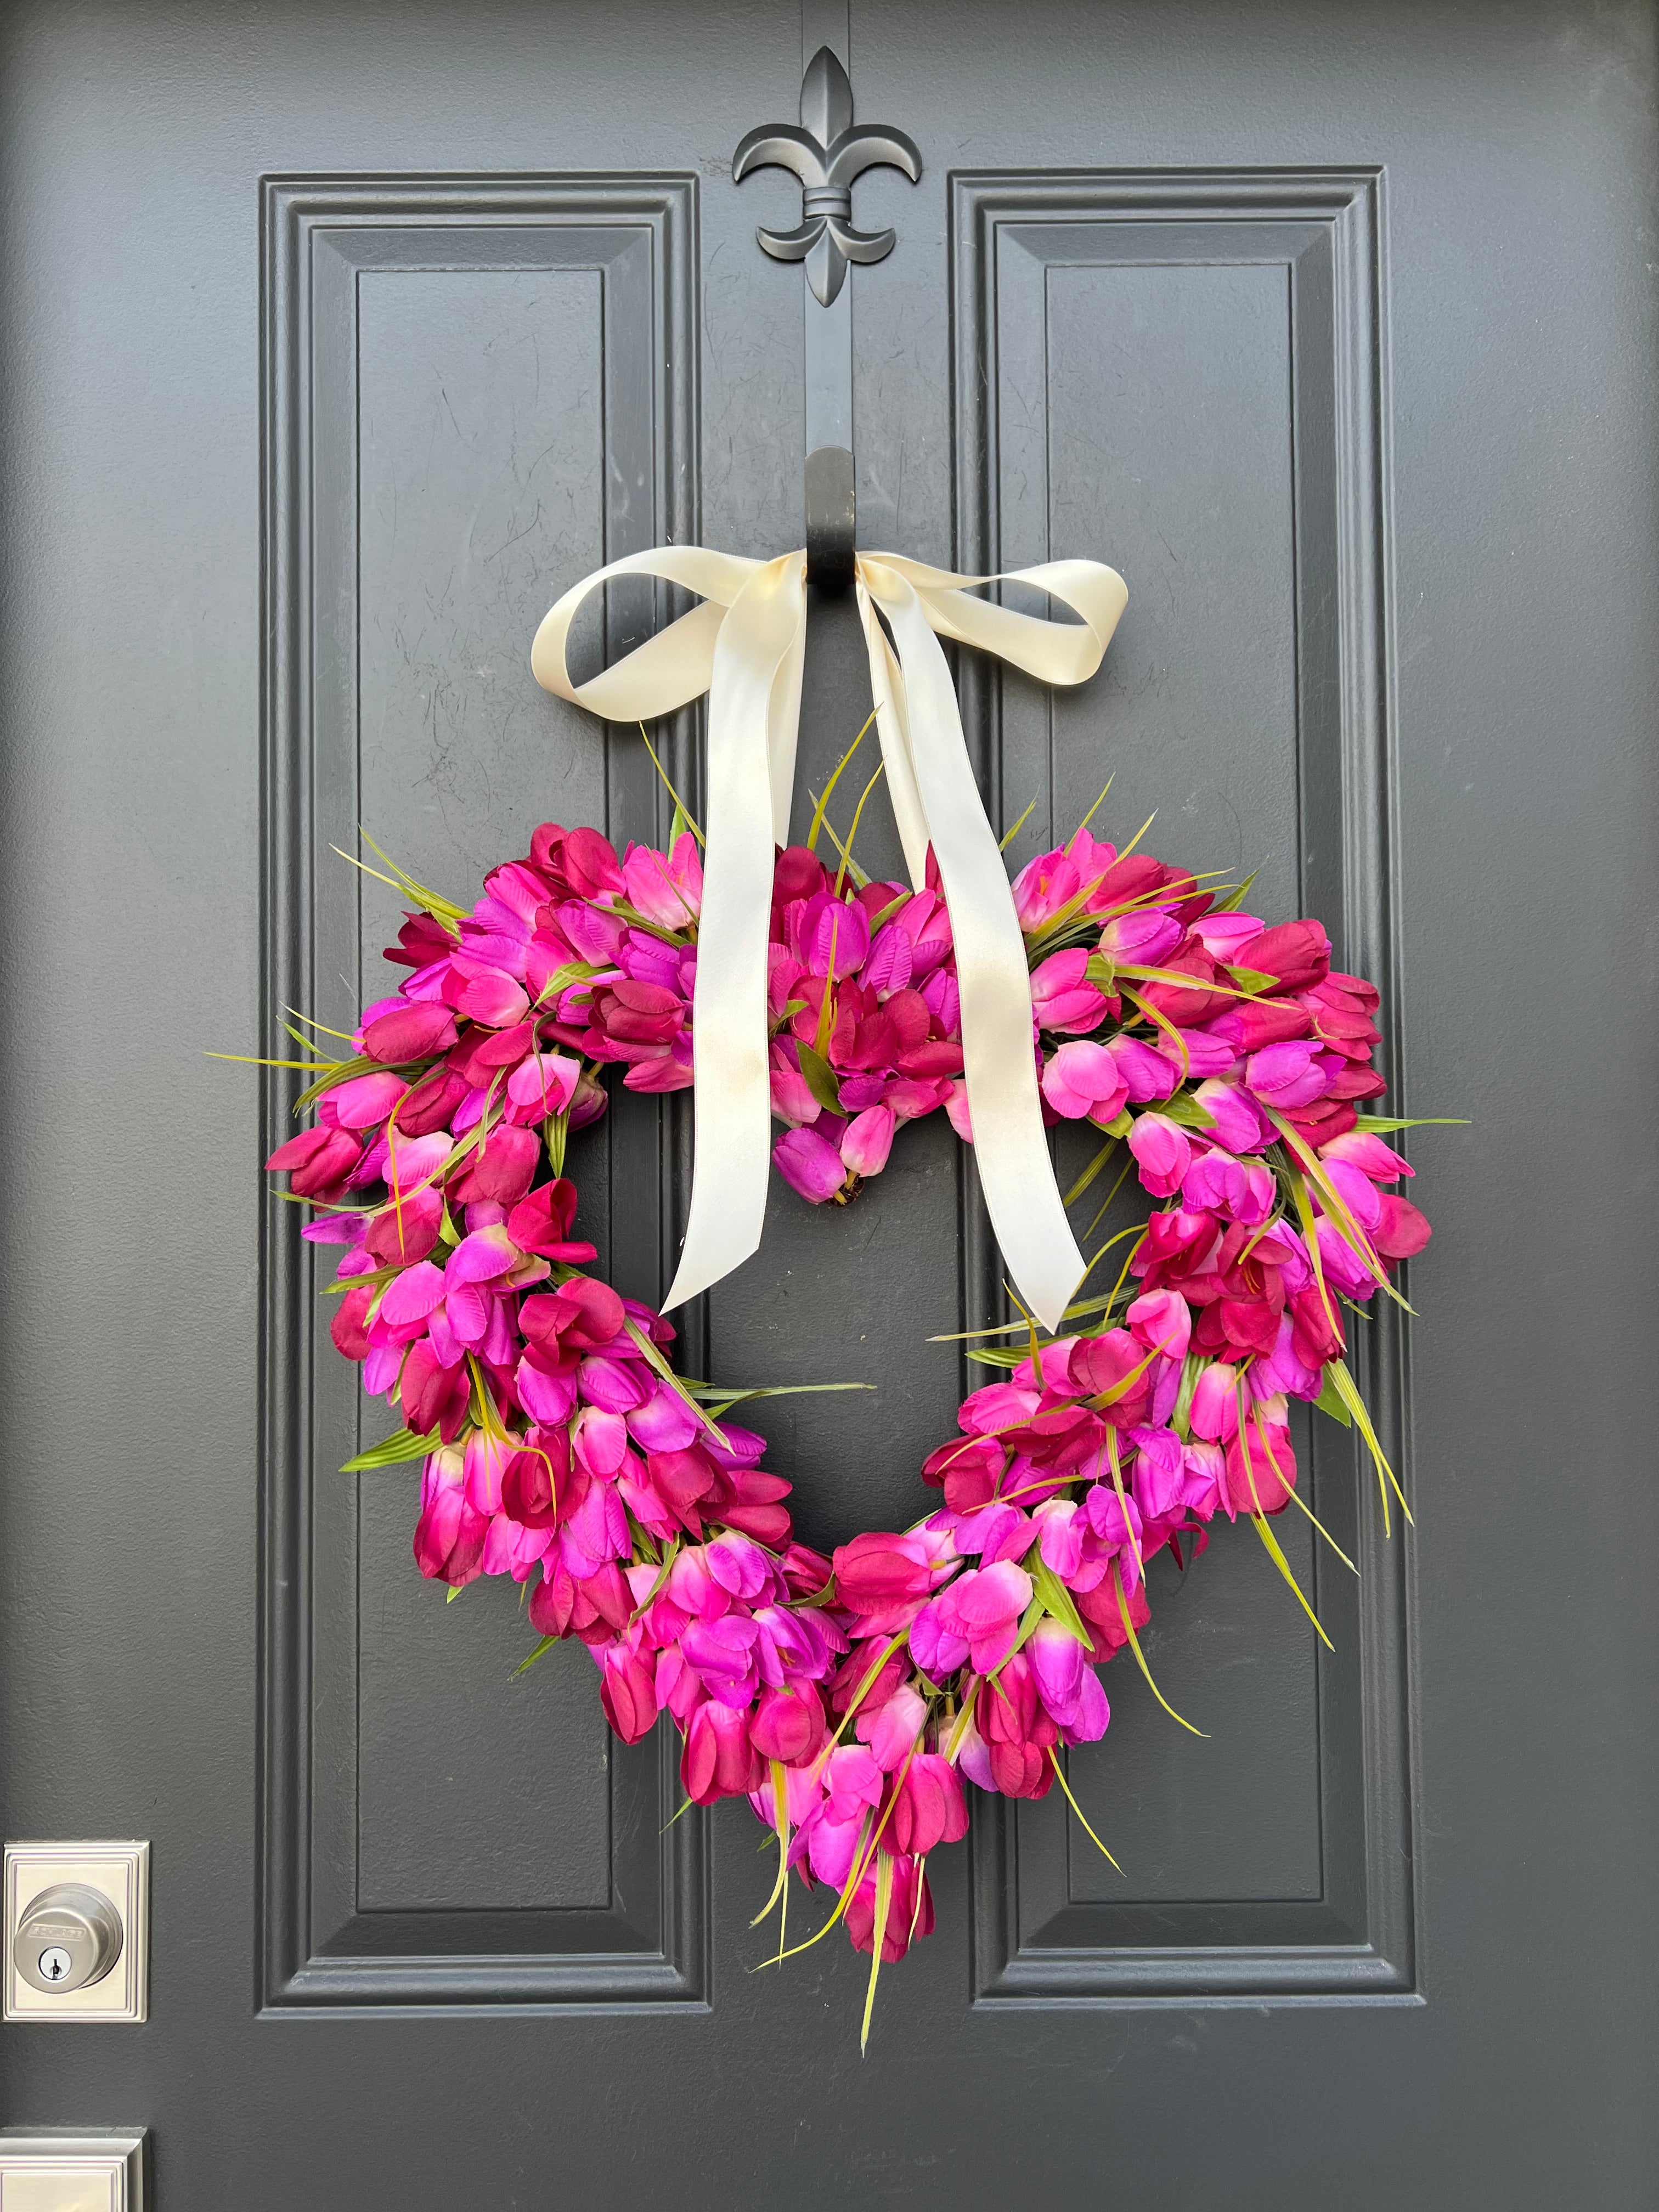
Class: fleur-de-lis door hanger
734,46,922,308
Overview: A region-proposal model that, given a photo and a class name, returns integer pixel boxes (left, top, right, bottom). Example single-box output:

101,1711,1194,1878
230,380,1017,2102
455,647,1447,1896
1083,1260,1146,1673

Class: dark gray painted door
1,1,1654,2205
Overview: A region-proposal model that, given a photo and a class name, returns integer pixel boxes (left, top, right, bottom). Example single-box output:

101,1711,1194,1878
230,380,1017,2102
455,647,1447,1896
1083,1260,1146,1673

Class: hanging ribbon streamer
531,546,1126,1331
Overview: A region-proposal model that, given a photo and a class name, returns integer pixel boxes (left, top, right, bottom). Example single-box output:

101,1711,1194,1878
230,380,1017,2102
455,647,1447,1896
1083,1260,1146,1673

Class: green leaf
1098,1108,1133,1138
1251,1510,1335,1650
513,1633,562,1677
806,710,877,854
1062,1137,1118,1209
795,1041,845,1116
341,1424,441,1472
1226,964,1278,992
687,1380,874,1407
1210,868,1260,914
632,721,704,847
1159,1091,1218,1130
1314,1365,1353,1427
1084,952,1116,989
1351,1115,1469,1133
998,794,1038,851
294,1051,379,1113
1030,1553,1092,1647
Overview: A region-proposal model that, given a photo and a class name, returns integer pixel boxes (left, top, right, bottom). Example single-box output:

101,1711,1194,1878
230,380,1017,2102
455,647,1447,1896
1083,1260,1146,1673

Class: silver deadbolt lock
11,1881,124,1995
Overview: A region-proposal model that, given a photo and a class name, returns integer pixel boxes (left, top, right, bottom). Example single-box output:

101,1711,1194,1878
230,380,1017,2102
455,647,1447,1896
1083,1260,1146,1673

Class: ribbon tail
663,555,809,1312
855,580,930,891
867,571,1087,1332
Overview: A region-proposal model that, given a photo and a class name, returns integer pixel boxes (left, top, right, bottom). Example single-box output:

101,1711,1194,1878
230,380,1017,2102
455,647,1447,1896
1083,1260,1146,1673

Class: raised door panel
952,173,1414,1999
260,177,704,2006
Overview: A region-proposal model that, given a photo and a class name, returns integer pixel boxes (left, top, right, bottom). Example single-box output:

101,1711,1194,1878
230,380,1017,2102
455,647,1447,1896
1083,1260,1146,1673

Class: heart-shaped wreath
262,791,1432,2037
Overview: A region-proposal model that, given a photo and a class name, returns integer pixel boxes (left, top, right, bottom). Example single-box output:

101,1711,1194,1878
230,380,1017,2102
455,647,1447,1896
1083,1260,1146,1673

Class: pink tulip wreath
264,796,1433,2035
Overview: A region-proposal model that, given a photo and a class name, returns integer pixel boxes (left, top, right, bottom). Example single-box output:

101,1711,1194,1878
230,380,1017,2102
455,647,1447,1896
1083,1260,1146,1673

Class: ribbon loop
532,545,1126,1331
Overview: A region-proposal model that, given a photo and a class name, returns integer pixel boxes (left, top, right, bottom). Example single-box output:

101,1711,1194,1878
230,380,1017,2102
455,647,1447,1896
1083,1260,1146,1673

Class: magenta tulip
774,1125,847,1203
1041,1041,1130,1122
1127,1111,1192,1196
681,1699,765,1804
888,1754,968,1855
362,1000,458,1063
840,1105,895,1177
749,1683,826,1764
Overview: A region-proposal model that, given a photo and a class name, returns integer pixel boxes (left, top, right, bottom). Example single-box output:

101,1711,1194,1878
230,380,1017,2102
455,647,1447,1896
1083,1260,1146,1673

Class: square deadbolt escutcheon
0,2131,145,2211
3,1843,149,2023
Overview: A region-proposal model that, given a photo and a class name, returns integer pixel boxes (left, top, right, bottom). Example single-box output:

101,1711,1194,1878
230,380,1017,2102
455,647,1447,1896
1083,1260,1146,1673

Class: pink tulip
577,1353,648,1413
888,1753,968,1855
1127,1111,1192,1196
1374,1193,1431,1260
1193,1080,1270,1154
1041,1041,1130,1122
396,1339,466,1439
414,1450,487,1585
377,1260,447,1334
441,956,530,1028
1105,1034,1180,1103
976,1652,1058,1797
681,1701,764,1805
749,1683,825,1764
1247,918,1330,991
833,1530,939,1614
622,832,702,926
1028,1618,1110,1740
1098,908,1184,965
935,1559,1032,1674
362,1000,457,1063
1245,1040,1331,1111
1011,847,1081,929
449,1124,539,1205
680,1613,761,1708
363,1187,442,1266
1319,1129,1413,1180
845,1854,934,1963
598,1642,659,1743
840,1105,895,1177
1029,947,1111,1033
769,1057,820,1126
856,1684,926,1771
504,1053,580,1125
267,1124,362,1197
1150,1026,1239,1080
1221,1406,1296,1518
706,1530,772,1602
798,890,871,979
1188,1360,1243,1443
504,1178,597,1262
1323,1156,1384,1232
1190,912,1265,960
774,1126,847,1203
319,1069,409,1130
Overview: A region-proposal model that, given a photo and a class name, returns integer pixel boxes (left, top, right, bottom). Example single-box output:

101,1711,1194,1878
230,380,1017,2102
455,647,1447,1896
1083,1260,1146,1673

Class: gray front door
2,2,1654,2205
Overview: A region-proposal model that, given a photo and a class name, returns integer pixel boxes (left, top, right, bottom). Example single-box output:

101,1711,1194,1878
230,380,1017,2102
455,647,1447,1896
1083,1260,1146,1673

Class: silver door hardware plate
0,2130,145,2210
3,1844,149,2024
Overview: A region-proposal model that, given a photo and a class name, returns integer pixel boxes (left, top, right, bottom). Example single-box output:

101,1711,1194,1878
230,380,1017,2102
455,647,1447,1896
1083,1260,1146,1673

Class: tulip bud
749,1684,826,1765
681,1699,764,1805
840,1105,896,1178
599,1646,659,1744
888,1754,969,1856
832,1531,936,1615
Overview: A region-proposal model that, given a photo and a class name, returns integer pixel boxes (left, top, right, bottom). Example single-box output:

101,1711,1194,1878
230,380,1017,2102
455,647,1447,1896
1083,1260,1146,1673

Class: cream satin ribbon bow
531,546,1126,1331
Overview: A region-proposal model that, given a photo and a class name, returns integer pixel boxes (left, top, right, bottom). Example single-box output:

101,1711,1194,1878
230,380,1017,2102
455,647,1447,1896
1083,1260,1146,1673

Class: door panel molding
951,170,1417,2002
258,175,704,2010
